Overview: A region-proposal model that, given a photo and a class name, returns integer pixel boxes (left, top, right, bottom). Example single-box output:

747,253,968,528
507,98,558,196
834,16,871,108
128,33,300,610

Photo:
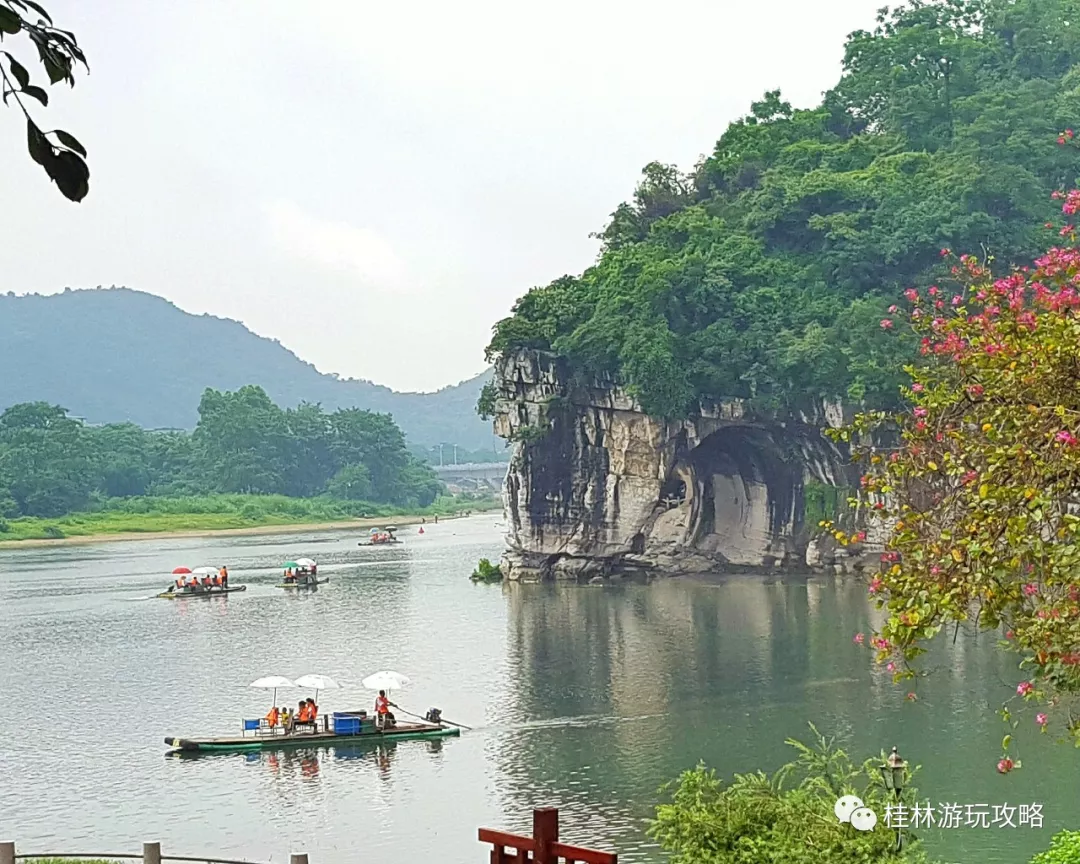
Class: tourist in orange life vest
375,690,397,729
265,706,280,728
305,698,318,725
219,566,228,588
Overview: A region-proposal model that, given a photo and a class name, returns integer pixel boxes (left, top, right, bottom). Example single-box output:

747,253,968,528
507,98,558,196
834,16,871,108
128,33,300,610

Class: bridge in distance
432,462,508,487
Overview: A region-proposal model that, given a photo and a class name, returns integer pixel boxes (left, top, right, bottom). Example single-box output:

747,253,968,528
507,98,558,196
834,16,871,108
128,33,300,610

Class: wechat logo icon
835,795,878,831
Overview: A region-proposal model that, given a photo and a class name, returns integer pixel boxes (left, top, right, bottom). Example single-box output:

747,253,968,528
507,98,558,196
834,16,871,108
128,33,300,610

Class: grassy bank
0,493,501,545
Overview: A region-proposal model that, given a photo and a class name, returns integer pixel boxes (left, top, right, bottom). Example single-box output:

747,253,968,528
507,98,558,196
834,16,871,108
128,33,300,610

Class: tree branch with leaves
0,0,88,201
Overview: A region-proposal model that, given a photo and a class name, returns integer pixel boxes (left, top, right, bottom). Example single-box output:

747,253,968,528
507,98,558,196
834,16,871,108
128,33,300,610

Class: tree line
0,385,445,518
484,0,1080,419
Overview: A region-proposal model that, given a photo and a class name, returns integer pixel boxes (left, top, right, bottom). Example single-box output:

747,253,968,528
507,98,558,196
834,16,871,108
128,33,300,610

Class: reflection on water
0,514,1072,863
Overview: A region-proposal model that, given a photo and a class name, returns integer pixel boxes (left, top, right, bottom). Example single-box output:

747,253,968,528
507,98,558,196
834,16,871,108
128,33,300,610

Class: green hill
486,0,1080,419
0,287,499,451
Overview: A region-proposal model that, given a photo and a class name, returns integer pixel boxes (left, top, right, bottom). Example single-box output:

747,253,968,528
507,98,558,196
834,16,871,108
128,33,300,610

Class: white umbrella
295,557,316,568
295,673,340,702
192,566,218,576
362,670,410,692
250,675,294,706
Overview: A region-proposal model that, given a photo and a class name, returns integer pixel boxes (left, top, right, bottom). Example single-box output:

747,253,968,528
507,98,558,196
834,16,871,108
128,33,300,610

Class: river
0,512,1073,863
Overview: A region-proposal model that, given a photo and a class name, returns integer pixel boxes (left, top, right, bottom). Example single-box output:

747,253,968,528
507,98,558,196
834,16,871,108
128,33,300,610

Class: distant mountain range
0,287,501,451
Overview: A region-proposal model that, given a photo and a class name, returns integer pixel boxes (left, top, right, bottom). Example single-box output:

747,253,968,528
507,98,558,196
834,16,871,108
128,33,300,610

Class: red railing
478,808,617,864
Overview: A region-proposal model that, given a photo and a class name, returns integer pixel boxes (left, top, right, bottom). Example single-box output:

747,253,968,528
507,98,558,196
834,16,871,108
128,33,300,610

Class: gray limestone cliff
490,349,881,581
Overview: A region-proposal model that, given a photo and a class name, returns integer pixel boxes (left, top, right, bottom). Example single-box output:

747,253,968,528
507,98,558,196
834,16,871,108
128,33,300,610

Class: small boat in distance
159,565,244,599
279,557,324,589
358,527,401,546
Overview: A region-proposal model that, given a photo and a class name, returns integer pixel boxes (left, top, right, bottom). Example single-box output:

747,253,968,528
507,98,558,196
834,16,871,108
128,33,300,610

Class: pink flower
904,288,919,302
1005,630,1014,640
880,319,894,329
854,531,867,543
869,576,884,594
1036,713,1048,726
968,384,984,397
888,305,898,313
911,383,924,392
928,286,939,296
1056,430,1078,447
853,632,865,645
886,662,895,672
914,407,928,417
940,249,951,257
1023,583,1039,596
1017,681,1034,696
951,294,963,306
906,692,917,702
998,757,1014,774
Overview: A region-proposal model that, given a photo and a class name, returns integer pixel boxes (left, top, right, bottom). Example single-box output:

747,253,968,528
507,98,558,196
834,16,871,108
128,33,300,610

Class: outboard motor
425,707,442,724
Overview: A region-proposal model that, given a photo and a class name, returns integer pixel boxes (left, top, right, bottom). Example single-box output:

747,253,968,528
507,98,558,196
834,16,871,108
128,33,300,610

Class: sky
0,0,883,393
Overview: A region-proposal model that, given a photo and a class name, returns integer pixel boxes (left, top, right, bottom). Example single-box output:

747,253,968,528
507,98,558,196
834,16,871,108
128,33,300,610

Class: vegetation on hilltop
484,0,1080,419
0,288,500,450
0,386,445,521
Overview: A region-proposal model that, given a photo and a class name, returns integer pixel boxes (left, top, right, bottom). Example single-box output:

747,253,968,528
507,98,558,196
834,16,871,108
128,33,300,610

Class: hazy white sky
0,0,880,392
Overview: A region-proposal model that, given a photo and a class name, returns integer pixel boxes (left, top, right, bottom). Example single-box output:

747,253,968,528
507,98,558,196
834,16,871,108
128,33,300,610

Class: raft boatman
374,690,397,730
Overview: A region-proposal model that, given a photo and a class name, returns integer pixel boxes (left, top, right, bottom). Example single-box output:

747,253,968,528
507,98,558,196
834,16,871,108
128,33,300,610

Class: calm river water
0,513,1074,863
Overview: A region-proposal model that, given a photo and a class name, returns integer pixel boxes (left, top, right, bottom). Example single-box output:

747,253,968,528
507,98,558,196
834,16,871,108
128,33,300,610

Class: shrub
1031,830,1080,864
649,724,939,864
41,525,65,539
471,558,503,583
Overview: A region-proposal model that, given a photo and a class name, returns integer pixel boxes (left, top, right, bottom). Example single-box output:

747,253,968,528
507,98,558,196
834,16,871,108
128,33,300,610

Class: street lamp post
879,746,907,851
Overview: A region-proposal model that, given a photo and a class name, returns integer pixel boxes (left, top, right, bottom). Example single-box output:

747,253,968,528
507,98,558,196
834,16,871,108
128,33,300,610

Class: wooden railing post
0,841,14,864
533,808,559,864
143,841,161,864
290,854,309,864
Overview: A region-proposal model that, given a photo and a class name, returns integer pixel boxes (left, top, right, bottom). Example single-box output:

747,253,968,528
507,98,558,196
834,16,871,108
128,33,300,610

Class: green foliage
649,724,937,864
802,481,853,529
510,424,549,444
470,557,503,582
484,0,1078,418
476,380,498,420
1031,830,1080,864
0,387,447,519
0,1,90,200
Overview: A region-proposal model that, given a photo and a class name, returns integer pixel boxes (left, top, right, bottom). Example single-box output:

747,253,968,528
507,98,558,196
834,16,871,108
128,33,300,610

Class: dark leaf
28,30,69,84
53,129,84,157
22,0,52,24
26,117,50,166
4,52,29,88
43,53,69,84
44,149,89,202
0,7,21,34
21,83,46,105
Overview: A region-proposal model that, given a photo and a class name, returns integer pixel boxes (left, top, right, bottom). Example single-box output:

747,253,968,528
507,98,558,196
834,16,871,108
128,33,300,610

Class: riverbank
0,496,501,548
